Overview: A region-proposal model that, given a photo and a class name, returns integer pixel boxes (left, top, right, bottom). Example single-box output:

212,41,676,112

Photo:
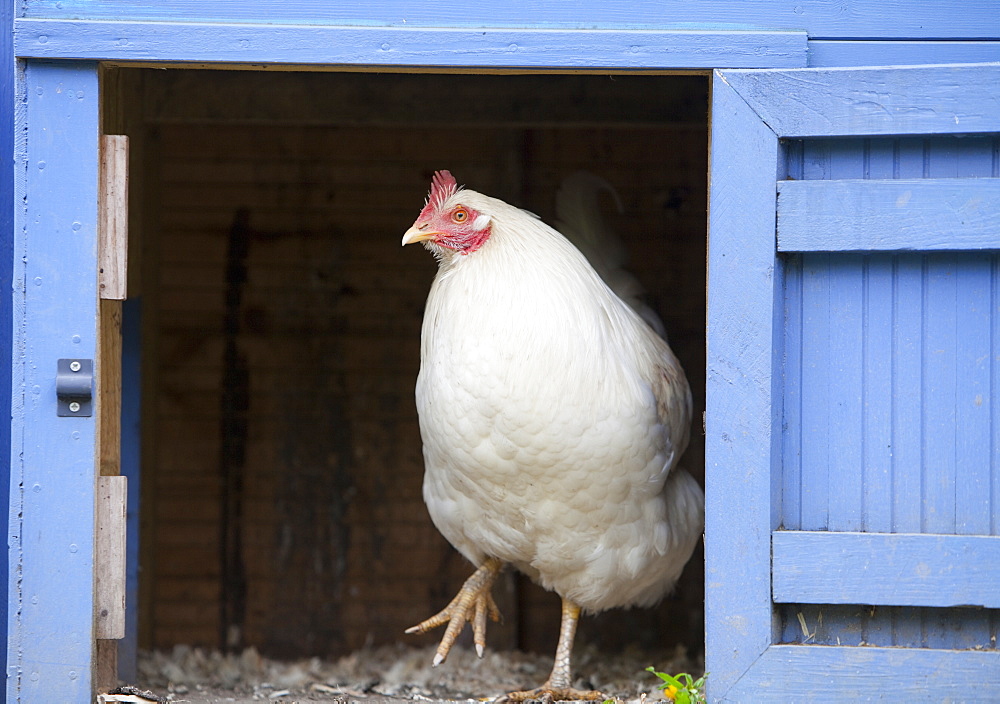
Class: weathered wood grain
777,178,1000,252
98,134,128,300
95,476,128,638
98,299,122,478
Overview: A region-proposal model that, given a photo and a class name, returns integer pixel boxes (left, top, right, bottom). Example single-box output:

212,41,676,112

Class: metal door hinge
56,358,93,416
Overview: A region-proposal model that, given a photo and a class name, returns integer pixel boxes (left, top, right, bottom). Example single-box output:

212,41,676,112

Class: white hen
402,171,703,702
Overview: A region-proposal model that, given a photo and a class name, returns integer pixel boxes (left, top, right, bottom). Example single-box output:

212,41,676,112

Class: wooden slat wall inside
133,69,708,658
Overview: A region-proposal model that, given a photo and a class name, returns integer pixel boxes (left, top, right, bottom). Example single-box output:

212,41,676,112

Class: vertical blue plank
11,61,100,703
826,255,864,532
825,145,866,532
800,140,830,180
119,298,141,683
995,255,1000,539
860,254,895,647
705,71,781,700
950,254,993,650
993,136,999,178
921,254,962,651
890,255,925,646
780,144,804,534
859,140,896,646
1,0,14,685
781,254,802,531
800,254,831,531
896,137,928,179
863,255,894,534
922,255,959,535
954,255,992,535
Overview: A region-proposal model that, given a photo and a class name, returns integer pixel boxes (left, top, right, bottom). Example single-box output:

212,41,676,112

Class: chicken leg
502,598,605,702
406,557,503,665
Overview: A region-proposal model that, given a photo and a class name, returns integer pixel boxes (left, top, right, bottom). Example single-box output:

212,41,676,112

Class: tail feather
555,172,666,338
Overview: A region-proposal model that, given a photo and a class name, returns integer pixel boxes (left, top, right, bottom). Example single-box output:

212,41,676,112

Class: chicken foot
500,599,605,702
406,556,503,665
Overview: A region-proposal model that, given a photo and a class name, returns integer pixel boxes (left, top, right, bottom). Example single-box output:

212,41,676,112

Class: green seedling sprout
645,666,707,704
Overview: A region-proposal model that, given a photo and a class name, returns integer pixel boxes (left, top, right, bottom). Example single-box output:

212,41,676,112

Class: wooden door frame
8,61,102,702
6,19,815,704
706,63,1000,701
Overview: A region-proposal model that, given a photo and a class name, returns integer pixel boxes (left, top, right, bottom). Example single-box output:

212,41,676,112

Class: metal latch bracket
56,358,94,417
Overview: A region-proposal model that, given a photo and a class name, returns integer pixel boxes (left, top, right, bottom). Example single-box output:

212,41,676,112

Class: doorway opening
108,66,709,697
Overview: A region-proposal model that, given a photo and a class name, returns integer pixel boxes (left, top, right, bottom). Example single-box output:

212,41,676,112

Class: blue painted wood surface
0,0,13,685
809,40,1000,67
773,532,1000,607
777,128,1000,659
713,64,1000,700
12,20,808,68
9,62,100,704
705,69,782,701
721,64,1000,137
777,178,1000,251
17,0,1000,39
726,645,1000,702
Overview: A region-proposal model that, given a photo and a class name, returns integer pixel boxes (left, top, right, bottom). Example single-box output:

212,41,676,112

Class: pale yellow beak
402,225,439,246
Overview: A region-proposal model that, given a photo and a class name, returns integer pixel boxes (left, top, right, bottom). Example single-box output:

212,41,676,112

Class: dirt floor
131,643,701,703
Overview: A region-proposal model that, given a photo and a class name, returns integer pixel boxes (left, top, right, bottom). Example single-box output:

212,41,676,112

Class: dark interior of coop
106,67,709,672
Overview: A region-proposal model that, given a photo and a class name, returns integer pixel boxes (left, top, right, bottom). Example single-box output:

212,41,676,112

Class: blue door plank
954,255,992,536
889,255,927,649
705,70,782,700
12,19,808,69
865,138,896,180
776,179,1000,252
858,139,900,646
722,64,1000,138
773,531,1000,608
799,254,831,531
826,256,864,532
823,143,867,533
780,254,803,531
727,644,1000,703
995,255,1000,538
11,62,100,704
862,255,893,534
948,257,994,650
923,254,959,535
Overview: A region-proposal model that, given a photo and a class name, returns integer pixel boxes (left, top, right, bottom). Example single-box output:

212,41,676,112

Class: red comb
428,170,458,210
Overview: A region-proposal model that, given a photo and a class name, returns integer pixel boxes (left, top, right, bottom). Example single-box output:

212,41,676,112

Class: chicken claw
406,557,503,665
497,686,606,703
496,599,605,702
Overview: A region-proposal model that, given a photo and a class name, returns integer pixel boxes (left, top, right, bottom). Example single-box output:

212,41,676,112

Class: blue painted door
706,64,1000,701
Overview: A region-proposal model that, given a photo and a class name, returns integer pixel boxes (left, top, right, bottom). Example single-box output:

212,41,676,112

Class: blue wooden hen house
2,1,1000,702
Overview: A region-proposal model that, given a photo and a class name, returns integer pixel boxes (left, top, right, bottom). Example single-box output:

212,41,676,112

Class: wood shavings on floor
135,643,702,703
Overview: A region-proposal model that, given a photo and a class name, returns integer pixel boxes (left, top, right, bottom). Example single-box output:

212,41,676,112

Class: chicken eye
452,208,469,223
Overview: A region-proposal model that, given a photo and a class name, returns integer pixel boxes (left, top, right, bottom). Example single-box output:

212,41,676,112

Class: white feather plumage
413,182,703,614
